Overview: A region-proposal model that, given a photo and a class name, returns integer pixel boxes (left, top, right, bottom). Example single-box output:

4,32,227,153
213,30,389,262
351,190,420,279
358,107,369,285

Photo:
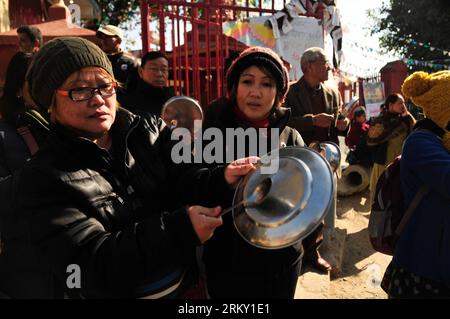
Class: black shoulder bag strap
395,185,429,236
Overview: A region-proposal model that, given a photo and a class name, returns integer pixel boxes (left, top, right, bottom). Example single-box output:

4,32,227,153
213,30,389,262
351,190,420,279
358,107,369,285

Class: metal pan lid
232,146,334,249
161,96,203,131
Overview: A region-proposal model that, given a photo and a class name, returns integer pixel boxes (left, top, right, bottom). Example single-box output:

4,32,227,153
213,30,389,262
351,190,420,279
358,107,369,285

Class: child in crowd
345,107,371,165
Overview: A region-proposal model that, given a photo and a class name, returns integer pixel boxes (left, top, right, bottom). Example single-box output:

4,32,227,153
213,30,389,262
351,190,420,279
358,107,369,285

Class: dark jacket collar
135,78,172,95
302,77,323,95
413,118,445,138
47,108,140,158
107,50,124,61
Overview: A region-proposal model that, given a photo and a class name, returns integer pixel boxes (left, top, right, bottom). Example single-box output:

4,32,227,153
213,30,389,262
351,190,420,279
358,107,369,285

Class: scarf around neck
233,105,271,128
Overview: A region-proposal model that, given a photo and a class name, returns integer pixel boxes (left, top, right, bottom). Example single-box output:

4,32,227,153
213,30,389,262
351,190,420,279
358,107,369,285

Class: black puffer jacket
201,98,305,298
0,108,230,298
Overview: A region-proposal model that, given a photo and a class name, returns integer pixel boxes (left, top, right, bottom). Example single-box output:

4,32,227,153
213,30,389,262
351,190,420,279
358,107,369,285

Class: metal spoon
220,177,272,216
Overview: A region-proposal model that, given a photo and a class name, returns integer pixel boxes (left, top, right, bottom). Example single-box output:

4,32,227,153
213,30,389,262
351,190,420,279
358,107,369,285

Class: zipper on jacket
120,117,141,178
92,193,124,208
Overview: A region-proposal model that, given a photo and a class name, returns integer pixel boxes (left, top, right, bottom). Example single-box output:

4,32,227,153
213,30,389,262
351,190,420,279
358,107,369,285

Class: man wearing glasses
96,25,138,94
121,52,175,117
285,47,348,146
284,47,349,274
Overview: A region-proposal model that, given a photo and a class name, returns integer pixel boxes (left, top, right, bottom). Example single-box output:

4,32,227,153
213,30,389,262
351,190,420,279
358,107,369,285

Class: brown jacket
284,77,343,145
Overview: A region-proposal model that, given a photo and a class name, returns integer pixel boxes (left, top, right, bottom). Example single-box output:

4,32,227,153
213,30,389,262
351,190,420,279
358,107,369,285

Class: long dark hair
0,52,33,123
379,93,402,113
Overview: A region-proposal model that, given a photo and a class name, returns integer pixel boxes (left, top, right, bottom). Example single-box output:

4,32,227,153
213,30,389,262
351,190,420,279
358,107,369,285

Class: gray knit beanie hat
27,37,114,112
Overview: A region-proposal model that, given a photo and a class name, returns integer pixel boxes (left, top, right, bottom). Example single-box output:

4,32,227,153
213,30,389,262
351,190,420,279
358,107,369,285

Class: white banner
272,16,324,81
223,15,324,82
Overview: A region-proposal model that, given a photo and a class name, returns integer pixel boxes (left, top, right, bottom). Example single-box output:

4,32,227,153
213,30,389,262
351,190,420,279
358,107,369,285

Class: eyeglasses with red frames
57,82,118,102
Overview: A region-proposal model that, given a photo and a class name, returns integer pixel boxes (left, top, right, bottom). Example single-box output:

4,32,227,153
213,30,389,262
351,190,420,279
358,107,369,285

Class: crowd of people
0,23,448,299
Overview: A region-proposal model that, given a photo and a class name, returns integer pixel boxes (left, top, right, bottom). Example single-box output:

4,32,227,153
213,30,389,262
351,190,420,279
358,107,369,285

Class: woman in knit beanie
225,46,290,125
381,71,450,298
202,47,305,299
0,37,255,298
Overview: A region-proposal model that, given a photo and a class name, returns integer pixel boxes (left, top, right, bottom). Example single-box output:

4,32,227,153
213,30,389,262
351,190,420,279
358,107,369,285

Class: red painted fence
139,1,400,110
139,0,305,107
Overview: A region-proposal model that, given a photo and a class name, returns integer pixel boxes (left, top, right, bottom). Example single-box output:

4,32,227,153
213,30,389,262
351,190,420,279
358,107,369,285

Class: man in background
121,51,175,116
285,47,348,145
284,47,349,273
96,25,138,94
17,25,42,54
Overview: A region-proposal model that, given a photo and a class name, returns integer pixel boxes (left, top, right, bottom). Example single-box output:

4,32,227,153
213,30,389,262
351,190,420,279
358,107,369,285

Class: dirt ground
320,137,392,299
328,188,392,299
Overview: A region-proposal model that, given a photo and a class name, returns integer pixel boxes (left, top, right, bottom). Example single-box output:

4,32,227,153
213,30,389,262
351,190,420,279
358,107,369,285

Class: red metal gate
140,0,293,107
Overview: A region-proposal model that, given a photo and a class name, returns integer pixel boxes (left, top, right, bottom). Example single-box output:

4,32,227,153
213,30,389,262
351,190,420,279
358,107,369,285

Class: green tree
96,0,140,26
95,0,273,26
370,0,450,72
